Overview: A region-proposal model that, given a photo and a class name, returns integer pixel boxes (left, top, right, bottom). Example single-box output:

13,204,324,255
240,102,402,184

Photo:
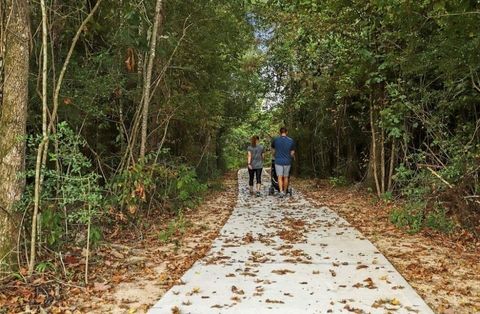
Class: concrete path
149,170,434,314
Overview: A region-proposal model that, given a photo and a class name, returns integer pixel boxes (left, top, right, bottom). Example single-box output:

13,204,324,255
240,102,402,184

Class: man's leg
275,164,284,193
283,165,291,193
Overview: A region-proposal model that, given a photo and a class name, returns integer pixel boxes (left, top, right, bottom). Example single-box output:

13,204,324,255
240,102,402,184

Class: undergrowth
390,202,455,234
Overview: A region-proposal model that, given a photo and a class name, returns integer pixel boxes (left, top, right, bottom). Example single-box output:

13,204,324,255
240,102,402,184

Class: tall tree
0,0,29,269
140,0,164,159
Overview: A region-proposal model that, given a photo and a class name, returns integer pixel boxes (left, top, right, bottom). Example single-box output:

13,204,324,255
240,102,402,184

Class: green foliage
89,225,103,247
40,208,63,247
111,156,206,216
175,165,207,209
425,206,455,234
393,164,431,201
21,122,104,248
35,261,55,274
329,176,348,187
390,202,455,234
255,0,480,233
390,203,425,234
158,211,191,244
223,107,278,169
380,191,393,202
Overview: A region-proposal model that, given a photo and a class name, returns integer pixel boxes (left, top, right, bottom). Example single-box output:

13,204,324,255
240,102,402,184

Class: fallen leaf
390,298,400,306
272,269,295,275
93,282,110,292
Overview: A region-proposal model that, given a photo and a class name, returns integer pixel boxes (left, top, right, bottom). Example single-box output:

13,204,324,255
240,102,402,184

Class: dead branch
418,164,454,188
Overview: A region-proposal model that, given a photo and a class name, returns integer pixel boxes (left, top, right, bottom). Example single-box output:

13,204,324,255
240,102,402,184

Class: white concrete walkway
149,170,434,314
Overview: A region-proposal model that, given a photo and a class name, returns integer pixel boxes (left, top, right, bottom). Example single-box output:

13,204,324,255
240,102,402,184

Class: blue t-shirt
271,136,295,165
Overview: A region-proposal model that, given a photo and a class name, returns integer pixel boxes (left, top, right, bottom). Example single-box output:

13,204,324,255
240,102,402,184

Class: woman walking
247,135,264,196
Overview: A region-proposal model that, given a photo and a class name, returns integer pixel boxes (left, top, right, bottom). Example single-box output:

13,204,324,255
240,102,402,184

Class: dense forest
0,0,479,295
254,0,480,235
0,0,263,276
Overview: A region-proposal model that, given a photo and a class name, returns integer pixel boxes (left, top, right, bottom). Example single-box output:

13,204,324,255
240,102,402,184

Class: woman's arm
247,151,252,169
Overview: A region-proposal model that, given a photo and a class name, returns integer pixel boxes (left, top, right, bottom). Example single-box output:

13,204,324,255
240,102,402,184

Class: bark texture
140,0,164,159
0,0,29,269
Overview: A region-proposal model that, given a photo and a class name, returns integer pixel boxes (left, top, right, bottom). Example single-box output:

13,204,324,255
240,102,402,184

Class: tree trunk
0,0,29,270
140,0,164,159
387,139,396,192
369,101,381,197
380,128,385,194
29,0,48,275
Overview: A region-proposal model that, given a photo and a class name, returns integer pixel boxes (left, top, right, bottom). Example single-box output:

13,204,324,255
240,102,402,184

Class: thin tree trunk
0,0,29,270
140,0,163,159
28,0,48,275
84,210,91,284
370,101,381,197
380,128,385,194
336,127,340,173
28,0,103,274
387,139,396,192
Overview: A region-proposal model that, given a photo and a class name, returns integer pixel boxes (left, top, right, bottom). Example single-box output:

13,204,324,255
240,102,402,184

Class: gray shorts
275,164,291,177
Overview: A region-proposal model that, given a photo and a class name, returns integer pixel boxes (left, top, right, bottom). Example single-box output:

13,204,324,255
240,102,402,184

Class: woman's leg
255,168,262,192
248,168,254,194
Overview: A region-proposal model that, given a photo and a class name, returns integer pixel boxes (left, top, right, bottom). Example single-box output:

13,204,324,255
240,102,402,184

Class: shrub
425,205,455,233
110,156,207,218
390,202,455,234
329,176,348,187
390,203,425,234
21,122,104,248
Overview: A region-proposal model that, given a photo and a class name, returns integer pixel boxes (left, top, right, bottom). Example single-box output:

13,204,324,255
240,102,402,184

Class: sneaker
278,192,284,198
256,191,261,197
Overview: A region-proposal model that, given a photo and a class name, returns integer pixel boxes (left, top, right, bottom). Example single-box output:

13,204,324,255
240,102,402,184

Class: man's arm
271,138,276,160
290,140,296,160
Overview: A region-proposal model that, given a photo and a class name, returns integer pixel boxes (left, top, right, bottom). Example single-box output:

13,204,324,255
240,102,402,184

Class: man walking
271,127,295,197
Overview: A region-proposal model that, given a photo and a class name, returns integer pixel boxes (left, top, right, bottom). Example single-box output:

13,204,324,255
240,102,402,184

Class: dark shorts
248,168,262,185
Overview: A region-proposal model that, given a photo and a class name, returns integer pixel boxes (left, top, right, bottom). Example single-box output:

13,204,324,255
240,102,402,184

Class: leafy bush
393,163,431,201
425,205,455,234
390,203,425,234
390,202,455,234
174,165,207,209
329,176,348,187
110,156,207,218
380,191,393,202
21,122,103,248
40,207,63,247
